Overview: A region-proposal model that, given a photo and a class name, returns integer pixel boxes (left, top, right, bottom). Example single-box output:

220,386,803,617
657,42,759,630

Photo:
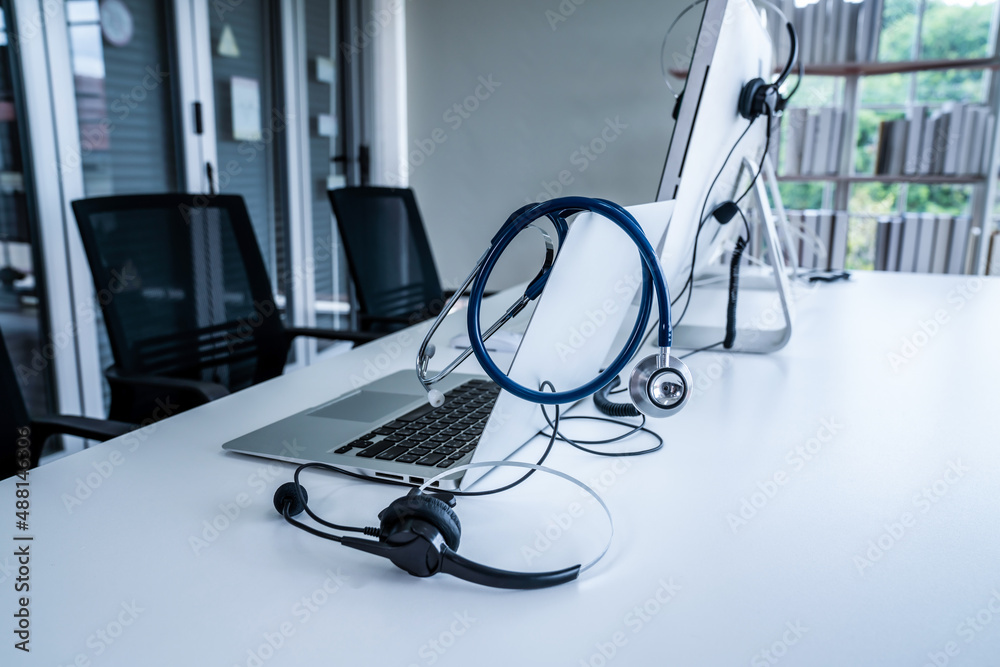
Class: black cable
679,340,724,359
539,407,664,457
724,206,751,350
724,236,747,349
676,102,772,329
593,376,640,418
283,505,345,543
807,270,851,283
735,104,773,207
283,384,563,501
674,117,758,328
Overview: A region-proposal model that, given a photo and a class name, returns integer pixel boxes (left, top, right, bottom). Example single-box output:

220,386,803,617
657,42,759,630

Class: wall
405,0,691,289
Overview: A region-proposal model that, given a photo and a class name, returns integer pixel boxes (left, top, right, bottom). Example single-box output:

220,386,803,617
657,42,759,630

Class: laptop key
416,453,446,466
356,441,395,458
396,454,420,464
396,402,437,422
436,460,454,468
334,445,353,454
376,445,410,460
409,447,432,457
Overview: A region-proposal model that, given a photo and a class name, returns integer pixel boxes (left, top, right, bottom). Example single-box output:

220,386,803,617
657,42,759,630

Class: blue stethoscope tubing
418,196,673,406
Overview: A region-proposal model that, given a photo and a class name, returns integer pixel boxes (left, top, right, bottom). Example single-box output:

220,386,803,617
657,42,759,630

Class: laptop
223,200,672,490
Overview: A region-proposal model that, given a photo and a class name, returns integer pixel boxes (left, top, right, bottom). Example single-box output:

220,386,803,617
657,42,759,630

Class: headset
273,461,613,590
737,0,802,121
417,196,693,419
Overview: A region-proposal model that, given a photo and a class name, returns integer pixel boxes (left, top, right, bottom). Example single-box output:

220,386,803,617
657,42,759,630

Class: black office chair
72,193,377,424
327,187,447,334
1,327,131,480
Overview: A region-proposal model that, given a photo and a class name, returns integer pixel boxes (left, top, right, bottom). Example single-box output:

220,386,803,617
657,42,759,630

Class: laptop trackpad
309,391,416,423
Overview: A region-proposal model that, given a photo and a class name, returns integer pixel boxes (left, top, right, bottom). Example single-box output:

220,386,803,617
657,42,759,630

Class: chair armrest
105,368,230,403
359,314,414,326
285,327,381,345
31,415,133,443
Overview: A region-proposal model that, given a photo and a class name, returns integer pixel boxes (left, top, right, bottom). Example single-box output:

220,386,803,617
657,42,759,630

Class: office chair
72,194,377,424
1,327,132,480
327,187,448,334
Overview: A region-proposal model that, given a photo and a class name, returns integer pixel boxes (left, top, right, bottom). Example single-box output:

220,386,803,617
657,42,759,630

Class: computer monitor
654,0,776,289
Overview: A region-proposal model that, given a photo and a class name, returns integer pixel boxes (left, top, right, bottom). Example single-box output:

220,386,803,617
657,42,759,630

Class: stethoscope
416,196,693,419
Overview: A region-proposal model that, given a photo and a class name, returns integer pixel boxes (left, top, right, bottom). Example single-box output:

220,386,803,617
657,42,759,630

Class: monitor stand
670,155,794,354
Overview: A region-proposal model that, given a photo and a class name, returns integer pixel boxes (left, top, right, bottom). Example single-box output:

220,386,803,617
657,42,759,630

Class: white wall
405,0,690,289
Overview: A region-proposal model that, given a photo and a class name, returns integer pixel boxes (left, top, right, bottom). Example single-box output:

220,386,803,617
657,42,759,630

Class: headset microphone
274,462,612,590
738,0,801,121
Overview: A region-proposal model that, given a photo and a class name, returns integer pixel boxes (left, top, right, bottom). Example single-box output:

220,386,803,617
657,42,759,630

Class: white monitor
654,0,775,289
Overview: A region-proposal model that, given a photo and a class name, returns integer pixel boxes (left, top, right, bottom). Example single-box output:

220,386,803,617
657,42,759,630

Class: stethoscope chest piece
628,353,693,418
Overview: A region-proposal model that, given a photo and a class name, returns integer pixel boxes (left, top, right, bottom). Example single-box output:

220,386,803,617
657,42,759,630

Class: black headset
737,7,801,121
273,469,583,590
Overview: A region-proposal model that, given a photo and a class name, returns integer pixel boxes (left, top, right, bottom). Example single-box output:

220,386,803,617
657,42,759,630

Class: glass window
920,0,995,61
905,183,973,215
304,0,351,346
0,1,54,425
65,0,183,411
877,0,920,62
66,0,179,195
859,73,908,107
209,0,291,320
915,69,987,105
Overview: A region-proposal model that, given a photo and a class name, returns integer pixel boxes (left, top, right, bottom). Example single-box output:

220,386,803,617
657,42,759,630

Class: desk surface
4,272,1000,667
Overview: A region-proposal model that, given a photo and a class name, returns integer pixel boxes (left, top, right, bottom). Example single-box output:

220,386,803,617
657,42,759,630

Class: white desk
4,272,1000,666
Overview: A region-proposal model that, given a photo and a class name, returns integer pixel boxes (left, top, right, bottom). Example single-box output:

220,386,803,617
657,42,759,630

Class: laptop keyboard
332,379,500,469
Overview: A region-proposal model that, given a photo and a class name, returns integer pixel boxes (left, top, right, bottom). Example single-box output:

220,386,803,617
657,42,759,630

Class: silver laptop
223,200,672,490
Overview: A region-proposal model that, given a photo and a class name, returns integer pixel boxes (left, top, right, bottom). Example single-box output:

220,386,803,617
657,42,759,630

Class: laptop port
375,472,403,481
409,476,424,485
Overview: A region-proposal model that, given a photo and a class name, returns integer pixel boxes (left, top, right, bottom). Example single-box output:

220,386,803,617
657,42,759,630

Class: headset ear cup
379,494,462,550
628,354,693,418
739,78,766,120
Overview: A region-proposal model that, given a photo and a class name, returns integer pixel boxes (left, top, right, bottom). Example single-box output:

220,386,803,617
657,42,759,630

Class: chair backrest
327,187,444,328
0,327,33,479
72,194,288,392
